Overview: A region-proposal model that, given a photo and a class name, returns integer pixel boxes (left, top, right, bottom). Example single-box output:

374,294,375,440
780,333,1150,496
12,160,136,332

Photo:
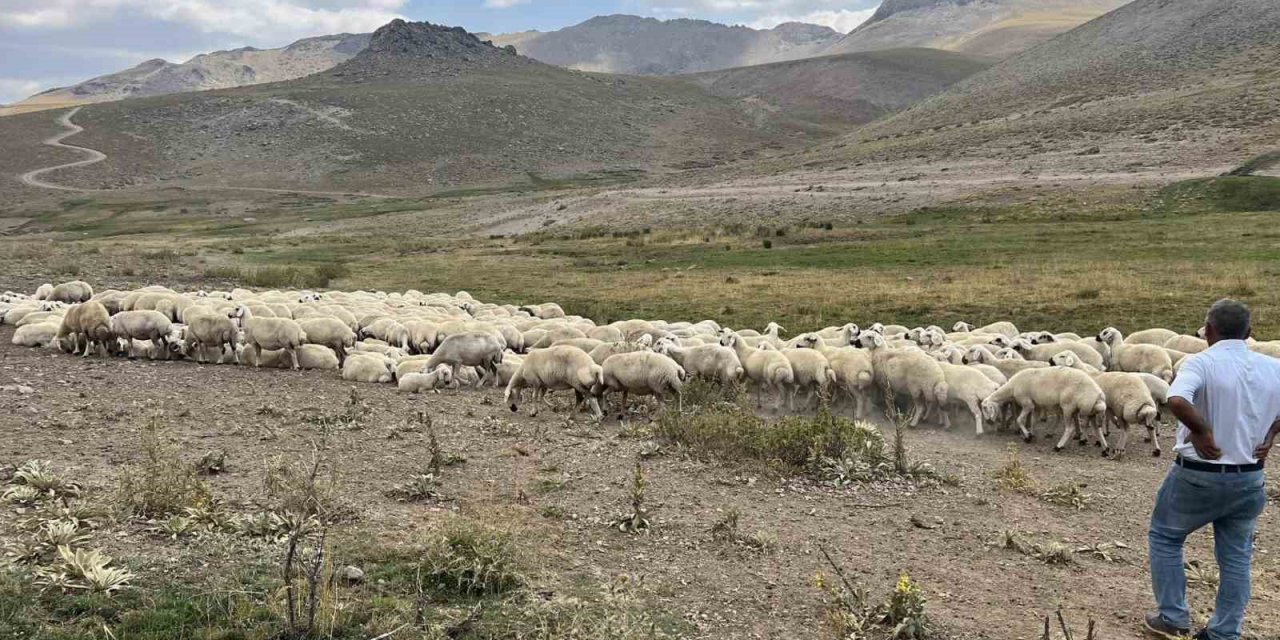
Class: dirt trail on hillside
19,107,106,191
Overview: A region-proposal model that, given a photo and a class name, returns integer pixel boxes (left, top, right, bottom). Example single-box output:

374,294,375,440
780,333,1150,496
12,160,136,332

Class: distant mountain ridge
2,33,370,116
824,0,1131,59
484,14,843,75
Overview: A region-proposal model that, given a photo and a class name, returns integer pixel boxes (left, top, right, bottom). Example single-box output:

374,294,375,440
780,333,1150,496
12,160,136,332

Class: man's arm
1256,418,1280,461
1169,396,1222,460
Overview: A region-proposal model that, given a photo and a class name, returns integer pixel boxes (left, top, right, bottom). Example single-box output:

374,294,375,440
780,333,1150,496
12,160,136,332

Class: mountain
1,33,370,117
27,20,802,194
824,0,1131,60
485,15,843,76
818,0,1280,174
685,48,992,129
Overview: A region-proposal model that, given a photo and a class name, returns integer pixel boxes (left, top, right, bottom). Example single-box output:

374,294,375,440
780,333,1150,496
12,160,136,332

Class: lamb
426,331,506,386
653,338,743,386
341,353,396,383
504,345,603,418
398,365,455,394
228,304,308,371
854,332,949,427
12,322,60,348
48,280,94,304
720,332,794,410
981,368,1110,452
1163,335,1207,354
1098,327,1174,382
599,351,686,415
297,317,357,365
109,310,173,360
33,284,53,301
937,362,1001,435
56,302,113,357
782,348,836,411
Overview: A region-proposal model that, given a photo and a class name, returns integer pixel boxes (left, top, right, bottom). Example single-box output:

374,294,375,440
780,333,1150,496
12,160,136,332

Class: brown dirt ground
1,326,1277,640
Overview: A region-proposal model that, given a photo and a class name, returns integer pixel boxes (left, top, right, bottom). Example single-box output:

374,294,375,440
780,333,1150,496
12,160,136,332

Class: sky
0,0,881,104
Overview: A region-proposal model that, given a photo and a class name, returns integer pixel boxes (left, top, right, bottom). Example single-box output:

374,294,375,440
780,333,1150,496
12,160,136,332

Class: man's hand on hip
1256,436,1276,461
1190,430,1222,460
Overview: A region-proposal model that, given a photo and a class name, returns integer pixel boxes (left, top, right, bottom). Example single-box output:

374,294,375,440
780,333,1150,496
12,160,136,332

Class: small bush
1040,482,1092,510
655,404,876,471
116,415,211,518
994,444,1033,492
710,509,774,552
421,517,523,597
762,239,773,249
611,462,651,535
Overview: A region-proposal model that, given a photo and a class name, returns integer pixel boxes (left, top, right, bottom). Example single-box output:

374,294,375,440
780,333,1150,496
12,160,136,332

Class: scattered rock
1,385,34,395
338,565,365,585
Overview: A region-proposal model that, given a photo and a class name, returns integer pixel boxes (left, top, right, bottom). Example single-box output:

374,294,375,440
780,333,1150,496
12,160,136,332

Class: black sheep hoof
1094,441,1102,448
1152,449,1162,458
1023,434,1035,443
1102,449,1112,458
1052,445,1064,453
509,405,517,413
1144,437,1153,443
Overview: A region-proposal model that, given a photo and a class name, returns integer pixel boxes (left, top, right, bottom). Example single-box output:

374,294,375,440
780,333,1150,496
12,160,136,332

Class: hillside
1,33,370,117
824,0,1129,60
486,15,842,75
5,20,805,196
685,48,992,129
804,0,1280,176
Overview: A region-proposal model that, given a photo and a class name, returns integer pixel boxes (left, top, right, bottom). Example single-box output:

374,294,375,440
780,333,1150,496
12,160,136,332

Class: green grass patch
1160,176,1280,212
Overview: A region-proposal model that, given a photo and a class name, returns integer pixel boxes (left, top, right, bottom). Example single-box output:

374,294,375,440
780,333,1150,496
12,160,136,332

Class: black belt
1175,455,1264,473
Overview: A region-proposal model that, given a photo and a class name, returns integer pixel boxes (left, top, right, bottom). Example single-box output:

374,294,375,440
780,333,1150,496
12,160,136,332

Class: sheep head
854,333,885,350
1098,327,1123,346
953,321,974,332
1050,352,1078,368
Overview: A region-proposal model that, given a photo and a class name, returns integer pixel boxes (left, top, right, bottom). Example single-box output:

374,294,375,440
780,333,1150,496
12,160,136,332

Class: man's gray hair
1207,298,1251,340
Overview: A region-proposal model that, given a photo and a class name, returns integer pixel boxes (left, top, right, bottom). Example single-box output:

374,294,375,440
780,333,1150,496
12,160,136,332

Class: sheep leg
1093,415,1111,455
529,388,544,417
940,406,953,430
288,346,300,371
1016,405,1034,443
969,399,985,436
450,364,462,389
1053,410,1078,452
252,343,263,368
908,393,925,427
1147,423,1162,457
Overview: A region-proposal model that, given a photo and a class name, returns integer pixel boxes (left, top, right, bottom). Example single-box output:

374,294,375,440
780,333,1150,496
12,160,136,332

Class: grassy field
6,176,1277,337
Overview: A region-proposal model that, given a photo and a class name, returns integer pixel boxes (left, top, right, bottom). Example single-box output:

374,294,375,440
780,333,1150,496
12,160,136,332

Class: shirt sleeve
1168,355,1204,402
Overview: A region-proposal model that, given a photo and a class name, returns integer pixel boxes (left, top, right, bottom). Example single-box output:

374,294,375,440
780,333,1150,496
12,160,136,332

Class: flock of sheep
7,280,1280,459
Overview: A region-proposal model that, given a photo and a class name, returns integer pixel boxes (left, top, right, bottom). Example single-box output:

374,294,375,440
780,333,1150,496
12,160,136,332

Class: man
1146,299,1280,640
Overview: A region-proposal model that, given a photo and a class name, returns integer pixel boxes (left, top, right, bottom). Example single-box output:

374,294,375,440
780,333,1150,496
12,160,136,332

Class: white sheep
398,365,455,393
981,368,1109,452
1098,327,1174,382
55,302,112,357
1124,328,1178,346
181,313,239,364
964,346,1048,380
1163,335,1207,355
854,332,948,427
238,344,340,370
426,331,505,386
297,317,357,365
937,362,1001,435
48,280,94,304
1051,351,1160,457
782,347,836,411
228,304,308,370
1010,338,1105,370
341,353,396,383
653,337,743,385
720,332,794,410
953,321,1018,337
600,351,686,415
109,310,173,360
588,340,651,366
504,345,603,418
12,322,60,348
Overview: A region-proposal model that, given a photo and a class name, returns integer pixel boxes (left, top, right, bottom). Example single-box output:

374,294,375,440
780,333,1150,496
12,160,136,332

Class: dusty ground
3,326,1277,639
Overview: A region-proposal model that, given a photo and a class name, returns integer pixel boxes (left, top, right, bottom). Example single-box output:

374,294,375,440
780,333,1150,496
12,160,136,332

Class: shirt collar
1209,339,1249,352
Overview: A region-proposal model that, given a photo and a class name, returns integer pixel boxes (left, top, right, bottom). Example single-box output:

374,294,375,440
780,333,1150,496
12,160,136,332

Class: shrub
116,415,211,518
421,517,523,597
994,444,1033,492
762,239,773,249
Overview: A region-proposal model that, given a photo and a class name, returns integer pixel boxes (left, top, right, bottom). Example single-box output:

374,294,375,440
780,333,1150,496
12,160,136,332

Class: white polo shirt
1169,340,1280,465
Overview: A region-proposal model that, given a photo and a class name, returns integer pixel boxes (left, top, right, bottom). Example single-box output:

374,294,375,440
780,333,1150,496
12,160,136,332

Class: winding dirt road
19,107,105,191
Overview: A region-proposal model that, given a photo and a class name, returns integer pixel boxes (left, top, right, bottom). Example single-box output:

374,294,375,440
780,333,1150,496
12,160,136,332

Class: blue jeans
1149,465,1267,640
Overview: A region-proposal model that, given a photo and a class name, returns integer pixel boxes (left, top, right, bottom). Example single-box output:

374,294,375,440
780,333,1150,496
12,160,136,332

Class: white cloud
749,8,875,33
483,0,531,8
0,1,407,43
0,78,45,103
